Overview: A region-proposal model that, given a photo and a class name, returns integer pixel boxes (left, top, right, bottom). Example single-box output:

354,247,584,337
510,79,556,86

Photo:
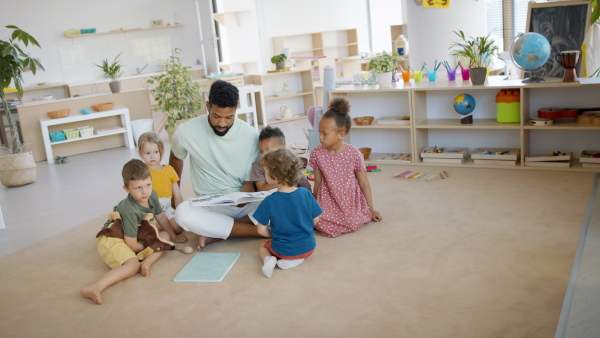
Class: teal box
80,28,96,34
497,102,520,123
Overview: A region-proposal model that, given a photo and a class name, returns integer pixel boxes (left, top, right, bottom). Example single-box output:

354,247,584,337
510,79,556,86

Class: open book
189,189,276,207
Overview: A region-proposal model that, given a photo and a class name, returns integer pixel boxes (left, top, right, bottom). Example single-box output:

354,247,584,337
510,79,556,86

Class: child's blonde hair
322,97,351,133
138,132,164,157
259,148,302,187
122,159,151,186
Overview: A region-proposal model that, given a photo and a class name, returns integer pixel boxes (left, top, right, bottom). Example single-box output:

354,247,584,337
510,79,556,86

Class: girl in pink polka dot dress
309,98,382,238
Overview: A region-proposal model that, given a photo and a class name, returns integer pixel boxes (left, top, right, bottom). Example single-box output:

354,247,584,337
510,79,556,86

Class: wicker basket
0,148,37,187
353,116,375,126
359,147,372,160
47,109,70,119
92,102,114,112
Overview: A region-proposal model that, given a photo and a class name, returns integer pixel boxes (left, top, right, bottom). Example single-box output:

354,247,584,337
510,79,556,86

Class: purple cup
447,69,457,81
461,68,470,81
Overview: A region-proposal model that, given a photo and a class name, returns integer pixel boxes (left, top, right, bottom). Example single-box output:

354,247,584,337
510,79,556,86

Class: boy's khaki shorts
97,236,137,269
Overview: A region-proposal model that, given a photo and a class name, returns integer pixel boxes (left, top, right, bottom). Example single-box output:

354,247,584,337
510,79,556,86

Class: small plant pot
275,61,286,70
469,68,487,85
109,81,121,93
375,71,393,88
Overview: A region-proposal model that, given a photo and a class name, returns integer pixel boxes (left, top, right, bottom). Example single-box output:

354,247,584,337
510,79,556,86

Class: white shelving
40,107,134,164
330,77,600,172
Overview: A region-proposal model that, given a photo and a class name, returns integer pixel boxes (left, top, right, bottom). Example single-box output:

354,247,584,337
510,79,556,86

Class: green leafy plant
366,51,402,73
449,30,502,69
270,53,288,64
147,48,204,130
586,0,600,24
93,52,124,82
0,25,44,154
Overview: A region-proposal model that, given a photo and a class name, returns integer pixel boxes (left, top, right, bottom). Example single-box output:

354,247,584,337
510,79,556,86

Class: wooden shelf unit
248,68,315,127
329,77,600,172
67,24,184,38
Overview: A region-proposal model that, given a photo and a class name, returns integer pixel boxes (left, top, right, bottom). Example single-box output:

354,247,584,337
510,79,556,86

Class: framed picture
526,0,590,78
152,19,164,27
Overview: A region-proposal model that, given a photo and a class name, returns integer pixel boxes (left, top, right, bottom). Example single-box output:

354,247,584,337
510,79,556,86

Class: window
487,0,540,51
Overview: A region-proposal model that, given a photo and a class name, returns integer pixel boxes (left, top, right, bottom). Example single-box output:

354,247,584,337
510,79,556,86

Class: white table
40,107,134,164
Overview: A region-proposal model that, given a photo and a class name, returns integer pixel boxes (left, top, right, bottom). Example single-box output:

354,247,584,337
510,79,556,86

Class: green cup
414,71,422,82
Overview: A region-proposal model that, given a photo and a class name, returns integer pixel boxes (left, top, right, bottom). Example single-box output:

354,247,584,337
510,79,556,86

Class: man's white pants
175,200,260,239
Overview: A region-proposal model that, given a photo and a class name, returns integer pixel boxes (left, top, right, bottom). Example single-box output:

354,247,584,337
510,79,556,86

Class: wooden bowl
47,109,70,119
359,147,372,160
92,102,114,112
353,116,375,126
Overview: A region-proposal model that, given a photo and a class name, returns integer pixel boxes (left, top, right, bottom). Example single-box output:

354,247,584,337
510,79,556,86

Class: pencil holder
402,70,410,82
461,68,470,81
414,71,422,82
447,69,457,81
428,70,437,81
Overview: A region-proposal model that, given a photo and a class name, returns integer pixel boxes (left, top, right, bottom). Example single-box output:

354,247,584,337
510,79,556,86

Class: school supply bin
496,89,520,123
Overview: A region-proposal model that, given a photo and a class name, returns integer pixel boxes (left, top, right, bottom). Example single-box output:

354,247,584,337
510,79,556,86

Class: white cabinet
40,107,134,164
329,78,600,172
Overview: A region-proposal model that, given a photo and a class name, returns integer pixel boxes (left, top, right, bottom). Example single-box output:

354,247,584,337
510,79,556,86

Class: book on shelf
524,160,571,167
473,159,517,166
393,170,436,182
422,157,466,164
377,153,412,162
420,147,468,159
376,116,410,125
173,252,241,282
95,126,126,135
581,162,600,168
189,189,275,207
525,152,572,162
579,150,600,164
471,148,520,161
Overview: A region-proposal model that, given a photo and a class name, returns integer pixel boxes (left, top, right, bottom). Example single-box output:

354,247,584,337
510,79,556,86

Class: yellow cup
414,71,422,82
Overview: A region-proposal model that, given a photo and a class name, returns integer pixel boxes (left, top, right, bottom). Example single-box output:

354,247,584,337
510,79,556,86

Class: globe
510,32,551,83
454,94,476,116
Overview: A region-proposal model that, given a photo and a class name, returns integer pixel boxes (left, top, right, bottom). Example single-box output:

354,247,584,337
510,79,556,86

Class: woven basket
353,116,374,126
0,147,37,187
92,102,114,112
47,109,70,119
359,147,372,160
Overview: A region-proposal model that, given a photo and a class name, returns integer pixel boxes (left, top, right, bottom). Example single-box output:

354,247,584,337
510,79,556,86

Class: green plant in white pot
148,48,204,140
0,25,44,186
449,30,502,85
94,52,125,93
366,51,402,88
271,53,288,70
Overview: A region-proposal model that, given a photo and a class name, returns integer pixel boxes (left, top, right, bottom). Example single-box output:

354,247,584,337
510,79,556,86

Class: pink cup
461,68,470,81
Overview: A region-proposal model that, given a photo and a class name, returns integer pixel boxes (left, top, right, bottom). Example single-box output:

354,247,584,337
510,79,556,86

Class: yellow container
496,89,520,123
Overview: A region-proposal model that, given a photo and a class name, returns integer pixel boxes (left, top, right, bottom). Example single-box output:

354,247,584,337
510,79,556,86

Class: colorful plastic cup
402,70,410,82
427,70,437,81
414,71,422,82
447,69,456,81
461,68,470,81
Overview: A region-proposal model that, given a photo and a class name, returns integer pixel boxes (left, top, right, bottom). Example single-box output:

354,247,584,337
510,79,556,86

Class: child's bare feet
140,262,151,277
174,234,188,243
80,286,102,305
197,236,221,250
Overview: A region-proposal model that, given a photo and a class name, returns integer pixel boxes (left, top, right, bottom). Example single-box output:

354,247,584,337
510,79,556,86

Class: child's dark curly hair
259,148,302,187
322,97,351,133
208,80,239,108
122,159,151,186
259,126,286,145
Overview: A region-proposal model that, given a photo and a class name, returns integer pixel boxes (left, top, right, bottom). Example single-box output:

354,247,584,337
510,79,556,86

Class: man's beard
208,115,234,136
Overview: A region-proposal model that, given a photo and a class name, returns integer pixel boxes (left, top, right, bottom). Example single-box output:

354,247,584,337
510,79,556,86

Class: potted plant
449,30,502,85
0,25,44,186
94,52,125,93
147,48,204,140
366,51,402,88
271,53,288,70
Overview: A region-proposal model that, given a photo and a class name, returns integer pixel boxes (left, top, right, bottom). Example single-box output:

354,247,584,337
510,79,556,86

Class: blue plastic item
81,109,91,114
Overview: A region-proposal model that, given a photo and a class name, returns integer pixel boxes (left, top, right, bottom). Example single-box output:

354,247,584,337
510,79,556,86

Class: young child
81,159,173,305
138,132,186,243
253,148,322,278
251,126,311,192
309,97,382,238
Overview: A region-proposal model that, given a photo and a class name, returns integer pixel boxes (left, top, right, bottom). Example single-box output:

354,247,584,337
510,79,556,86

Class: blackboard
527,1,590,78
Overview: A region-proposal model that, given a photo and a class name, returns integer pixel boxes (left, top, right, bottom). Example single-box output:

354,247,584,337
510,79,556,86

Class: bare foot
80,287,102,305
140,263,150,277
197,236,221,250
174,234,188,243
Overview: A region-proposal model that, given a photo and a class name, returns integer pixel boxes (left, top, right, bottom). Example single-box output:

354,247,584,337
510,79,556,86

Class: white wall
370,0,403,53
405,0,488,71
0,0,203,86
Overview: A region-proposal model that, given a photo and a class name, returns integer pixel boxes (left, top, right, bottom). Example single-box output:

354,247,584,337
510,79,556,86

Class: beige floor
0,118,599,336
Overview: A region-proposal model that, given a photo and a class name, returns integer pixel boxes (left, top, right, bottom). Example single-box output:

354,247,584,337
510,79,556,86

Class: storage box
496,89,520,123
49,131,66,143
63,128,80,140
64,29,81,37
580,150,600,164
77,126,94,138
80,28,96,34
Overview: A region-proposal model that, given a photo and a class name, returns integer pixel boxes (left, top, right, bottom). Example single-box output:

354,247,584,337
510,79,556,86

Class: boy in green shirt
81,159,173,305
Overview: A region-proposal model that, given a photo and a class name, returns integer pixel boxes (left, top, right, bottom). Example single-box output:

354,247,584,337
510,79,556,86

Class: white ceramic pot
376,72,393,88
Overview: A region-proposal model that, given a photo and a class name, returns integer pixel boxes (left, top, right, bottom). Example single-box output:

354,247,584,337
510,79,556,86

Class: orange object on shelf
495,89,520,103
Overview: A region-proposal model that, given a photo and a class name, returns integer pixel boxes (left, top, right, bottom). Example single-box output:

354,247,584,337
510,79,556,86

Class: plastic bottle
395,35,409,56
